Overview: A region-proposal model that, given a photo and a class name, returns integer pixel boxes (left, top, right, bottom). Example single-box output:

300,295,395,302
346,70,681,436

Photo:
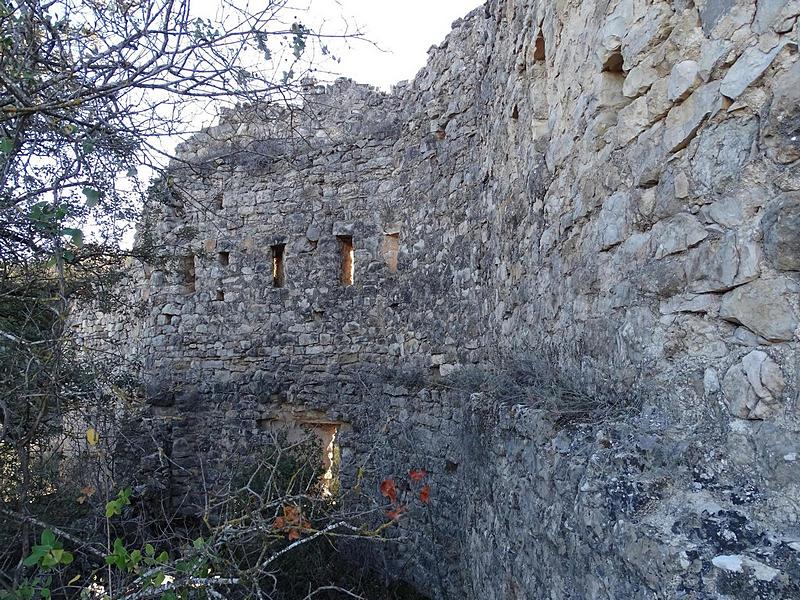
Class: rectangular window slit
382,233,400,274
338,235,354,286
215,290,225,301
214,192,224,209
272,243,286,288
181,254,196,293
218,251,229,266
533,30,546,61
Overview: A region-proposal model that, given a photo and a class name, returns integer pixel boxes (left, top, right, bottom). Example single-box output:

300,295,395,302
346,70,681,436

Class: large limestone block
720,42,787,100
761,61,800,164
720,278,798,341
754,0,800,33
668,60,702,102
650,213,708,259
699,0,738,34
722,350,786,419
762,193,800,271
617,96,651,145
598,0,634,66
662,82,722,154
623,61,658,98
597,192,631,251
688,233,760,293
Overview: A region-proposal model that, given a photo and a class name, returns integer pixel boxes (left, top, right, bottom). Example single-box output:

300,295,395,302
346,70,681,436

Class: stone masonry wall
75,0,800,597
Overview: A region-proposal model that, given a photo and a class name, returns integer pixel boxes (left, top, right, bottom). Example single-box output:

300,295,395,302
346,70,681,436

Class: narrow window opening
214,192,224,209
272,244,286,288
533,30,546,61
218,251,229,266
338,235,354,286
429,365,441,378
181,254,196,293
317,424,340,497
511,104,519,120
215,290,225,301
382,233,400,273
602,50,625,73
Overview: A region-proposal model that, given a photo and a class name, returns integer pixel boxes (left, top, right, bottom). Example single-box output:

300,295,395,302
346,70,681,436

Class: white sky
293,0,483,90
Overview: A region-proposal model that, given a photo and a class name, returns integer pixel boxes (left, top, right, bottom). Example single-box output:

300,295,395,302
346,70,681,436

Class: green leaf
60,551,73,565
192,537,204,549
0,137,12,153
126,166,138,178
61,228,83,247
82,139,95,155
22,552,40,567
153,571,165,587
82,187,101,207
145,544,155,557
40,589,50,600
40,554,57,568
50,549,63,562
156,551,169,564
41,530,56,547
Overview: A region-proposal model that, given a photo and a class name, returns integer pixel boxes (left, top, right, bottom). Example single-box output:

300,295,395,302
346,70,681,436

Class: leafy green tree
0,0,356,593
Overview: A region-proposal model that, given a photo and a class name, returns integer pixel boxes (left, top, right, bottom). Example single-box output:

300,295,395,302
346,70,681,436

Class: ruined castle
76,0,800,597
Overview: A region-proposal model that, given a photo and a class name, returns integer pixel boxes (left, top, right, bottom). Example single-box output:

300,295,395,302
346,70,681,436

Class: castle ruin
76,0,800,597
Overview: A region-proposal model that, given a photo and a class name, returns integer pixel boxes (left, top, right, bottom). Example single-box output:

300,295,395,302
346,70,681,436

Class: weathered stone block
722,350,785,419
719,278,798,341
762,193,800,271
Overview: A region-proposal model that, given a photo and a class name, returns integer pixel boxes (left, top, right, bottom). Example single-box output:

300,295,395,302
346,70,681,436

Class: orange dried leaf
386,506,406,521
273,516,286,529
409,469,427,482
283,504,301,524
379,478,397,502
288,528,301,541
419,484,431,504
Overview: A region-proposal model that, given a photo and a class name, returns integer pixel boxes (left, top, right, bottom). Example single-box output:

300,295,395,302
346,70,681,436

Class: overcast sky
295,0,483,90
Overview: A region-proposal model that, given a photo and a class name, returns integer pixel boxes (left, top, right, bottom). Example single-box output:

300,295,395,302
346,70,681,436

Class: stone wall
75,0,800,597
